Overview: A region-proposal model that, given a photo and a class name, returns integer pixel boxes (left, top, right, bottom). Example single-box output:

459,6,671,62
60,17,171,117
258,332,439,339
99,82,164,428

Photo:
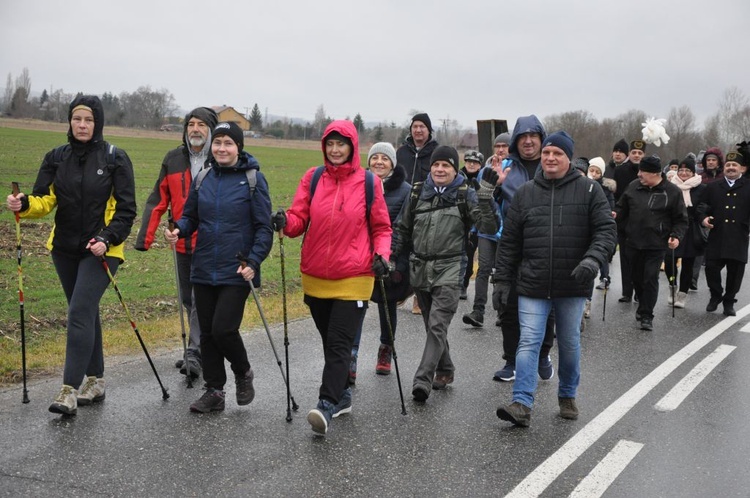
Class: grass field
0,123,367,384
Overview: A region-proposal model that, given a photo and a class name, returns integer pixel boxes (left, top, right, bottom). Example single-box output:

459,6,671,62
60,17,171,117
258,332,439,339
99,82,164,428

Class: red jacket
284,120,391,284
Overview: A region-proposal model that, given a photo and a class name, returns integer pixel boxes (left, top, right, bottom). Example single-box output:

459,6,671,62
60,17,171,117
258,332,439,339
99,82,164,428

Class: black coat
675,183,707,259
371,165,412,302
495,167,617,298
613,160,638,204
396,137,438,185
698,176,750,263
615,177,688,251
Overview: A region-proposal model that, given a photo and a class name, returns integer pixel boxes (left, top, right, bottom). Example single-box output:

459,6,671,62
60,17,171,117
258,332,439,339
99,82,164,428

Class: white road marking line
654,344,736,412
505,304,750,498
739,322,750,333
569,440,644,498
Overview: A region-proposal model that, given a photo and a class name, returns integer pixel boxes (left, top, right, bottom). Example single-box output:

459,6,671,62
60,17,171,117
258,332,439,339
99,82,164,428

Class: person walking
458,150,483,300
272,120,392,435
6,95,136,415
136,107,218,379
350,142,411,379
495,132,617,427
663,156,706,309
165,122,274,413
391,145,499,403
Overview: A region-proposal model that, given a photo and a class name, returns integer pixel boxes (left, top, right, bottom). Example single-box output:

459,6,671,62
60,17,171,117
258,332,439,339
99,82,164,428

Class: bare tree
664,105,697,159
702,115,722,150
15,68,31,96
716,86,749,145
543,110,599,158
2,73,13,112
120,86,178,128
312,104,331,139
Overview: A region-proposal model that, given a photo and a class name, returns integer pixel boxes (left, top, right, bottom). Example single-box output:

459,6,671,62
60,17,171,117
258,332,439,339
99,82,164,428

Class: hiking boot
538,355,554,381
412,386,429,403
175,359,184,369
307,399,335,435
496,402,531,427
462,310,484,327
332,388,352,418
190,388,225,413
235,368,255,405
432,373,454,390
559,397,579,420
706,297,721,312
674,291,688,309
723,301,737,316
375,344,392,375
640,318,653,331
618,296,632,303
77,376,105,405
49,385,78,415
459,287,468,300
493,362,515,382
348,350,358,385
180,356,202,379
583,300,591,319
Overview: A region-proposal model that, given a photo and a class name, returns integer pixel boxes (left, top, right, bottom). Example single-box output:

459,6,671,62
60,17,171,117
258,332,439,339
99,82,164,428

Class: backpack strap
105,143,117,166
309,166,325,199
244,169,257,196
192,167,211,191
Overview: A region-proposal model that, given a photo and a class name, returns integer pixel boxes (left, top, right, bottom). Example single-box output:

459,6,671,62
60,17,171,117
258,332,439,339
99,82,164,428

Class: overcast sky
2,0,748,130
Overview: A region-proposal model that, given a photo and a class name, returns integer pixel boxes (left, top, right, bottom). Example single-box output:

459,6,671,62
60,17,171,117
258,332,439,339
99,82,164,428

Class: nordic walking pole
236,253,299,414
670,246,676,319
277,233,293,422
601,276,610,322
379,277,407,416
99,256,169,400
11,182,30,404
168,211,192,388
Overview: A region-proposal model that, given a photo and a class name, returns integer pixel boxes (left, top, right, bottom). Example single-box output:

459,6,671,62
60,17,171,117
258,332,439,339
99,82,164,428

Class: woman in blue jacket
166,122,273,413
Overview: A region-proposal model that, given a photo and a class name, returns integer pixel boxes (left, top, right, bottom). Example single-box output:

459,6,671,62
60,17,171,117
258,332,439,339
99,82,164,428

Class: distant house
211,105,251,131
458,132,479,149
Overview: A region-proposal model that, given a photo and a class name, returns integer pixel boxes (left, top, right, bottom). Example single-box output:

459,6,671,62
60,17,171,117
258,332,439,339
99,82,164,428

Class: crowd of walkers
7,98,750,434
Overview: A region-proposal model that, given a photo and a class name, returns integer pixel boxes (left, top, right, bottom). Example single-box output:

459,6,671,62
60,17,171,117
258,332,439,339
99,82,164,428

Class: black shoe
635,311,642,321
235,368,255,405
618,296,632,303
412,386,429,403
459,288,468,300
706,298,721,312
640,318,653,331
723,303,737,316
175,359,184,369
190,388,225,413
689,282,698,291
462,311,484,327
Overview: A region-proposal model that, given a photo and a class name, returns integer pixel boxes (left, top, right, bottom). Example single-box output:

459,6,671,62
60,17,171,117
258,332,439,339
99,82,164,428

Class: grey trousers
176,252,201,358
413,285,460,391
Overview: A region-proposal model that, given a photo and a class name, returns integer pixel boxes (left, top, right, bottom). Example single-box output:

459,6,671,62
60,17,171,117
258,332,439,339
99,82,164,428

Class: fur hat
702,147,725,169
213,122,244,152
367,142,397,167
430,145,459,171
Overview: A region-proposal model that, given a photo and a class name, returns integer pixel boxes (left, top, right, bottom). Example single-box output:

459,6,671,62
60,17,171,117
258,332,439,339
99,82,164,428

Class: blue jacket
500,115,547,217
176,151,273,287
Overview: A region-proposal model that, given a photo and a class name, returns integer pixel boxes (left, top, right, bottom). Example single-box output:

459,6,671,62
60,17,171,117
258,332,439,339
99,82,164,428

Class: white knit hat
588,156,606,173
367,142,397,167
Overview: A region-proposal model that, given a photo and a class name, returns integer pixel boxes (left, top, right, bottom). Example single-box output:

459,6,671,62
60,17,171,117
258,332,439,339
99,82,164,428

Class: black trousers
705,258,746,305
500,282,555,364
305,295,367,404
664,254,697,294
628,247,665,320
193,284,250,390
618,232,634,298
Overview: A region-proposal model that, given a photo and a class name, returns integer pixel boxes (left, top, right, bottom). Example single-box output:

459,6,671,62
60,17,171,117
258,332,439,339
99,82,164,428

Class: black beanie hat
638,156,661,173
613,138,629,154
679,156,696,173
430,145,459,171
411,113,433,133
213,122,244,152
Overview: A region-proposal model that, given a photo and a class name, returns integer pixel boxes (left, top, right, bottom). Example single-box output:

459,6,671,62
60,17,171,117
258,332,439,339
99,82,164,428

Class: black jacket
614,177,688,251
698,176,750,263
613,160,638,204
396,136,438,185
495,167,617,298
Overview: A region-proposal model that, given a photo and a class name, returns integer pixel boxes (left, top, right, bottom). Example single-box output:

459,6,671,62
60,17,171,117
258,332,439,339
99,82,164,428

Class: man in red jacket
135,107,218,378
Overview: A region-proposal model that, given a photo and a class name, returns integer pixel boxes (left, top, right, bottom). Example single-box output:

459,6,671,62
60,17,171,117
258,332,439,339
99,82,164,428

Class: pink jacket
284,120,392,282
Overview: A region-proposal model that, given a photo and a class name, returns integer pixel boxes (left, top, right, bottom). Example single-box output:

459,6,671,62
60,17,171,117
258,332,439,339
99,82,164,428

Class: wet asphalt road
2,256,750,497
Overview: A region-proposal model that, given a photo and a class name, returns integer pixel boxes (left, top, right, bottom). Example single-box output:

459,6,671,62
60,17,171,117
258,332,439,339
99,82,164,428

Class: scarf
670,174,702,207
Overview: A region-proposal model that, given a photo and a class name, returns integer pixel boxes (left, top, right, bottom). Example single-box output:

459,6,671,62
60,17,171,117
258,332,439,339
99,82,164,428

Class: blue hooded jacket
500,115,547,216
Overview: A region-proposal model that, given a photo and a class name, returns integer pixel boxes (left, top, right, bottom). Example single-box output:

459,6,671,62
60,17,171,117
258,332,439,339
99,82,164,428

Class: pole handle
11,182,20,197
236,252,247,268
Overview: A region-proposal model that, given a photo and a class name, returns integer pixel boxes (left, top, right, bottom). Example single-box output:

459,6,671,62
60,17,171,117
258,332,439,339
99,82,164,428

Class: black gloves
492,280,511,310
571,257,599,284
477,168,500,200
371,255,392,278
271,208,286,231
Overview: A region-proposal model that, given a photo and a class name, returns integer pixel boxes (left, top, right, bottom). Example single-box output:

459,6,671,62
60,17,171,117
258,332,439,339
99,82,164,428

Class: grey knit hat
494,132,511,145
367,142,397,167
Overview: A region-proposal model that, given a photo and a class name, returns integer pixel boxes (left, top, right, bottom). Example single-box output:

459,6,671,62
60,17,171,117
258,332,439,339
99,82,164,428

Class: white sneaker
583,300,592,319
674,291,688,309
49,385,78,415
78,376,106,405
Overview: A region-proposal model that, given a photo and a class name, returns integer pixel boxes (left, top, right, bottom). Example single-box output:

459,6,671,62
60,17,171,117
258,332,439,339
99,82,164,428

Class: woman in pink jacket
272,120,392,435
